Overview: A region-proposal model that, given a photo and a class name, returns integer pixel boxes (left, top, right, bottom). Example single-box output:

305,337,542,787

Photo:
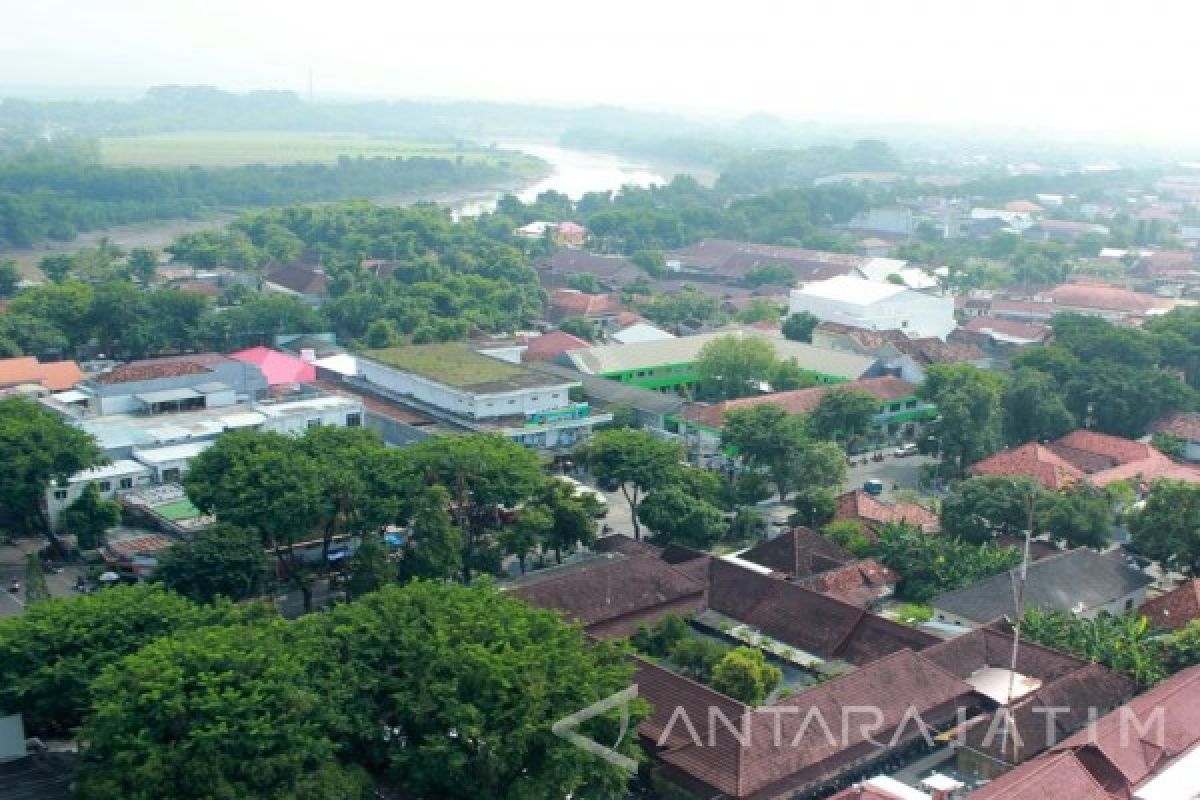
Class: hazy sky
4,0,1200,145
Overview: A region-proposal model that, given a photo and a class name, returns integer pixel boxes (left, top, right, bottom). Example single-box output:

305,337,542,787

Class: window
119,477,133,489
1125,598,1134,612
162,468,181,483
905,400,917,409
889,403,901,412
306,418,321,429
53,489,68,500
508,399,516,405
97,480,111,492
346,412,362,428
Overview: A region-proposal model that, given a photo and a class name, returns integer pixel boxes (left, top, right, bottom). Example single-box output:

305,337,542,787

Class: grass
363,344,527,387
154,499,203,522
97,131,545,172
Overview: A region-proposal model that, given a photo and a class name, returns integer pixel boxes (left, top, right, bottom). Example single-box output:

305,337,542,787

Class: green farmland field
97,132,543,172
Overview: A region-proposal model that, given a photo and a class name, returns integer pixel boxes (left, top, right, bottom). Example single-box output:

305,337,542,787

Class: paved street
0,539,85,617
843,452,941,502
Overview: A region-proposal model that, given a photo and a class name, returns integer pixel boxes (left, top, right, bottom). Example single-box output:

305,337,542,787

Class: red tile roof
1140,579,1200,631
739,527,854,577
968,752,1115,800
970,443,1085,490
1051,430,1156,467
229,346,316,385
521,330,591,362
793,559,897,608
548,289,623,316
1151,411,1200,442
683,376,917,430
835,489,940,533
94,358,213,385
0,357,84,391
1037,282,1174,314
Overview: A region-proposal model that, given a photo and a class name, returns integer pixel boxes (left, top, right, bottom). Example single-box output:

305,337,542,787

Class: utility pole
1000,490,1036,762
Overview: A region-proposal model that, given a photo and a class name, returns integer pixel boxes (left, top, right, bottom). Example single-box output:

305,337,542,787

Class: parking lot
843,452,941,503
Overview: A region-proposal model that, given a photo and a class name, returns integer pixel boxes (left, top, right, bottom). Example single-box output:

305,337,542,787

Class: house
1150,411,1200,462
506,547,709,638
789,275,956,340
520,330,591,362
559,328,882,393
534,249,641,290
855,259,939,290
664,239,867,285
1025,219,1111,243
969,208,1035,232
834,489,940,534
553,221,587,248
44,459,156,531
1139,579,1200,631
70,354,268,416
609,321,675,344
356,343,611,451
738,527,898,608
970,666,1200,800
229,346,316,385
680,375,932,452
931,548,1152,628
1035,282,1174,321
262,265,329,305
960,316,1051,348
970,430,1200,490
0,357,83,392
545,289,625,331
921,625,1134,778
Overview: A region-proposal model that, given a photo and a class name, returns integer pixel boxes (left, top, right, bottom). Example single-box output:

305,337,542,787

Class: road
843,453,941,502
0,540,86,618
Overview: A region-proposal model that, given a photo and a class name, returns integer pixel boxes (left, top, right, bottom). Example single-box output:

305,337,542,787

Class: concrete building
559,328,881,392
789,275,956,340
73,354,268,416
356,344,610,450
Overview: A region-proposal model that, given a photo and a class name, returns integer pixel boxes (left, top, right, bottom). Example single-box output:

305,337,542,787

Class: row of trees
0,582,639,799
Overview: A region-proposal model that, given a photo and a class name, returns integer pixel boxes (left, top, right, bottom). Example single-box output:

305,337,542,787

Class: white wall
358,359,574,420
789,289,955,340
45,463,155,529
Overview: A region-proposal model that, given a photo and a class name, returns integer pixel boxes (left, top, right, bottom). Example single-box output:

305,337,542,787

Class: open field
97,132,545,172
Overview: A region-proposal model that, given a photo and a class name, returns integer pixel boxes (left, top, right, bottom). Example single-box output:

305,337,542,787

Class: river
1,142,709,278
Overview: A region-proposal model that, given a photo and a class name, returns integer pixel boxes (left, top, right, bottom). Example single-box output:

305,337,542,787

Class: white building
788,275,956,340
45,460,156,530
356,343,610,450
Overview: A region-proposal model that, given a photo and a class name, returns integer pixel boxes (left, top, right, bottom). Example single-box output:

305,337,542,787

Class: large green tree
1129,480,1200,574
638,486,727,549
397,485,464,583
721,404,812,501
0,396,104,534
577,428,682,539
782,311,819,342
919,364,1005,477
940,475,1040,544
306,582,642,799
711,646,783,706
808,387,880,443
60,483,122,550
1002,367,1075,446
154,524,269,603
1038,482,1114,549
695,334,778,401
76,621,370,800
0,584,254,735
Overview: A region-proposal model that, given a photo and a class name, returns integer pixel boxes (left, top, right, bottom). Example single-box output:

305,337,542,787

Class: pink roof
1037,282,1175,314
229,346,315,385
522,330,591,362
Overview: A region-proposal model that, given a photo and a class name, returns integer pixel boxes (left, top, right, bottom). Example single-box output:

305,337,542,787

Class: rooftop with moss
361,343,573,392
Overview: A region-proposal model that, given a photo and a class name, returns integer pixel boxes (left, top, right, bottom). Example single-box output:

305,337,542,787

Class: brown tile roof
683,376,917,430
1140,579,1200,631
0,357,84,391
708,559,935,664
650,647,974,798
1151,410,1200,442
739,527,854,577
174,280,223,298
509,552,706,638
962,316,1051,342
969,443,1084,490
968,751,1115,800
94,358,213,385
793,559,897,608
834,489,940,533
895,336,987,365
815,320,912,351
1051,430,1157,468
264,265,329,296
521,330,591,361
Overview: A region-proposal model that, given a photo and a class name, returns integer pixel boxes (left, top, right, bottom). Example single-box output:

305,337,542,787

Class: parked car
555,476,609,518
893,442,920,458
8,579,19,593
863,479,884,496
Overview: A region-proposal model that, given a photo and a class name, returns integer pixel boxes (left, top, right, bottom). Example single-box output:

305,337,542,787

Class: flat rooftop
361,344,573,392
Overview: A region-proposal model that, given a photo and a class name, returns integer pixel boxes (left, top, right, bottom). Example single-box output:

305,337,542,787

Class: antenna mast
1000,491,1035,761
